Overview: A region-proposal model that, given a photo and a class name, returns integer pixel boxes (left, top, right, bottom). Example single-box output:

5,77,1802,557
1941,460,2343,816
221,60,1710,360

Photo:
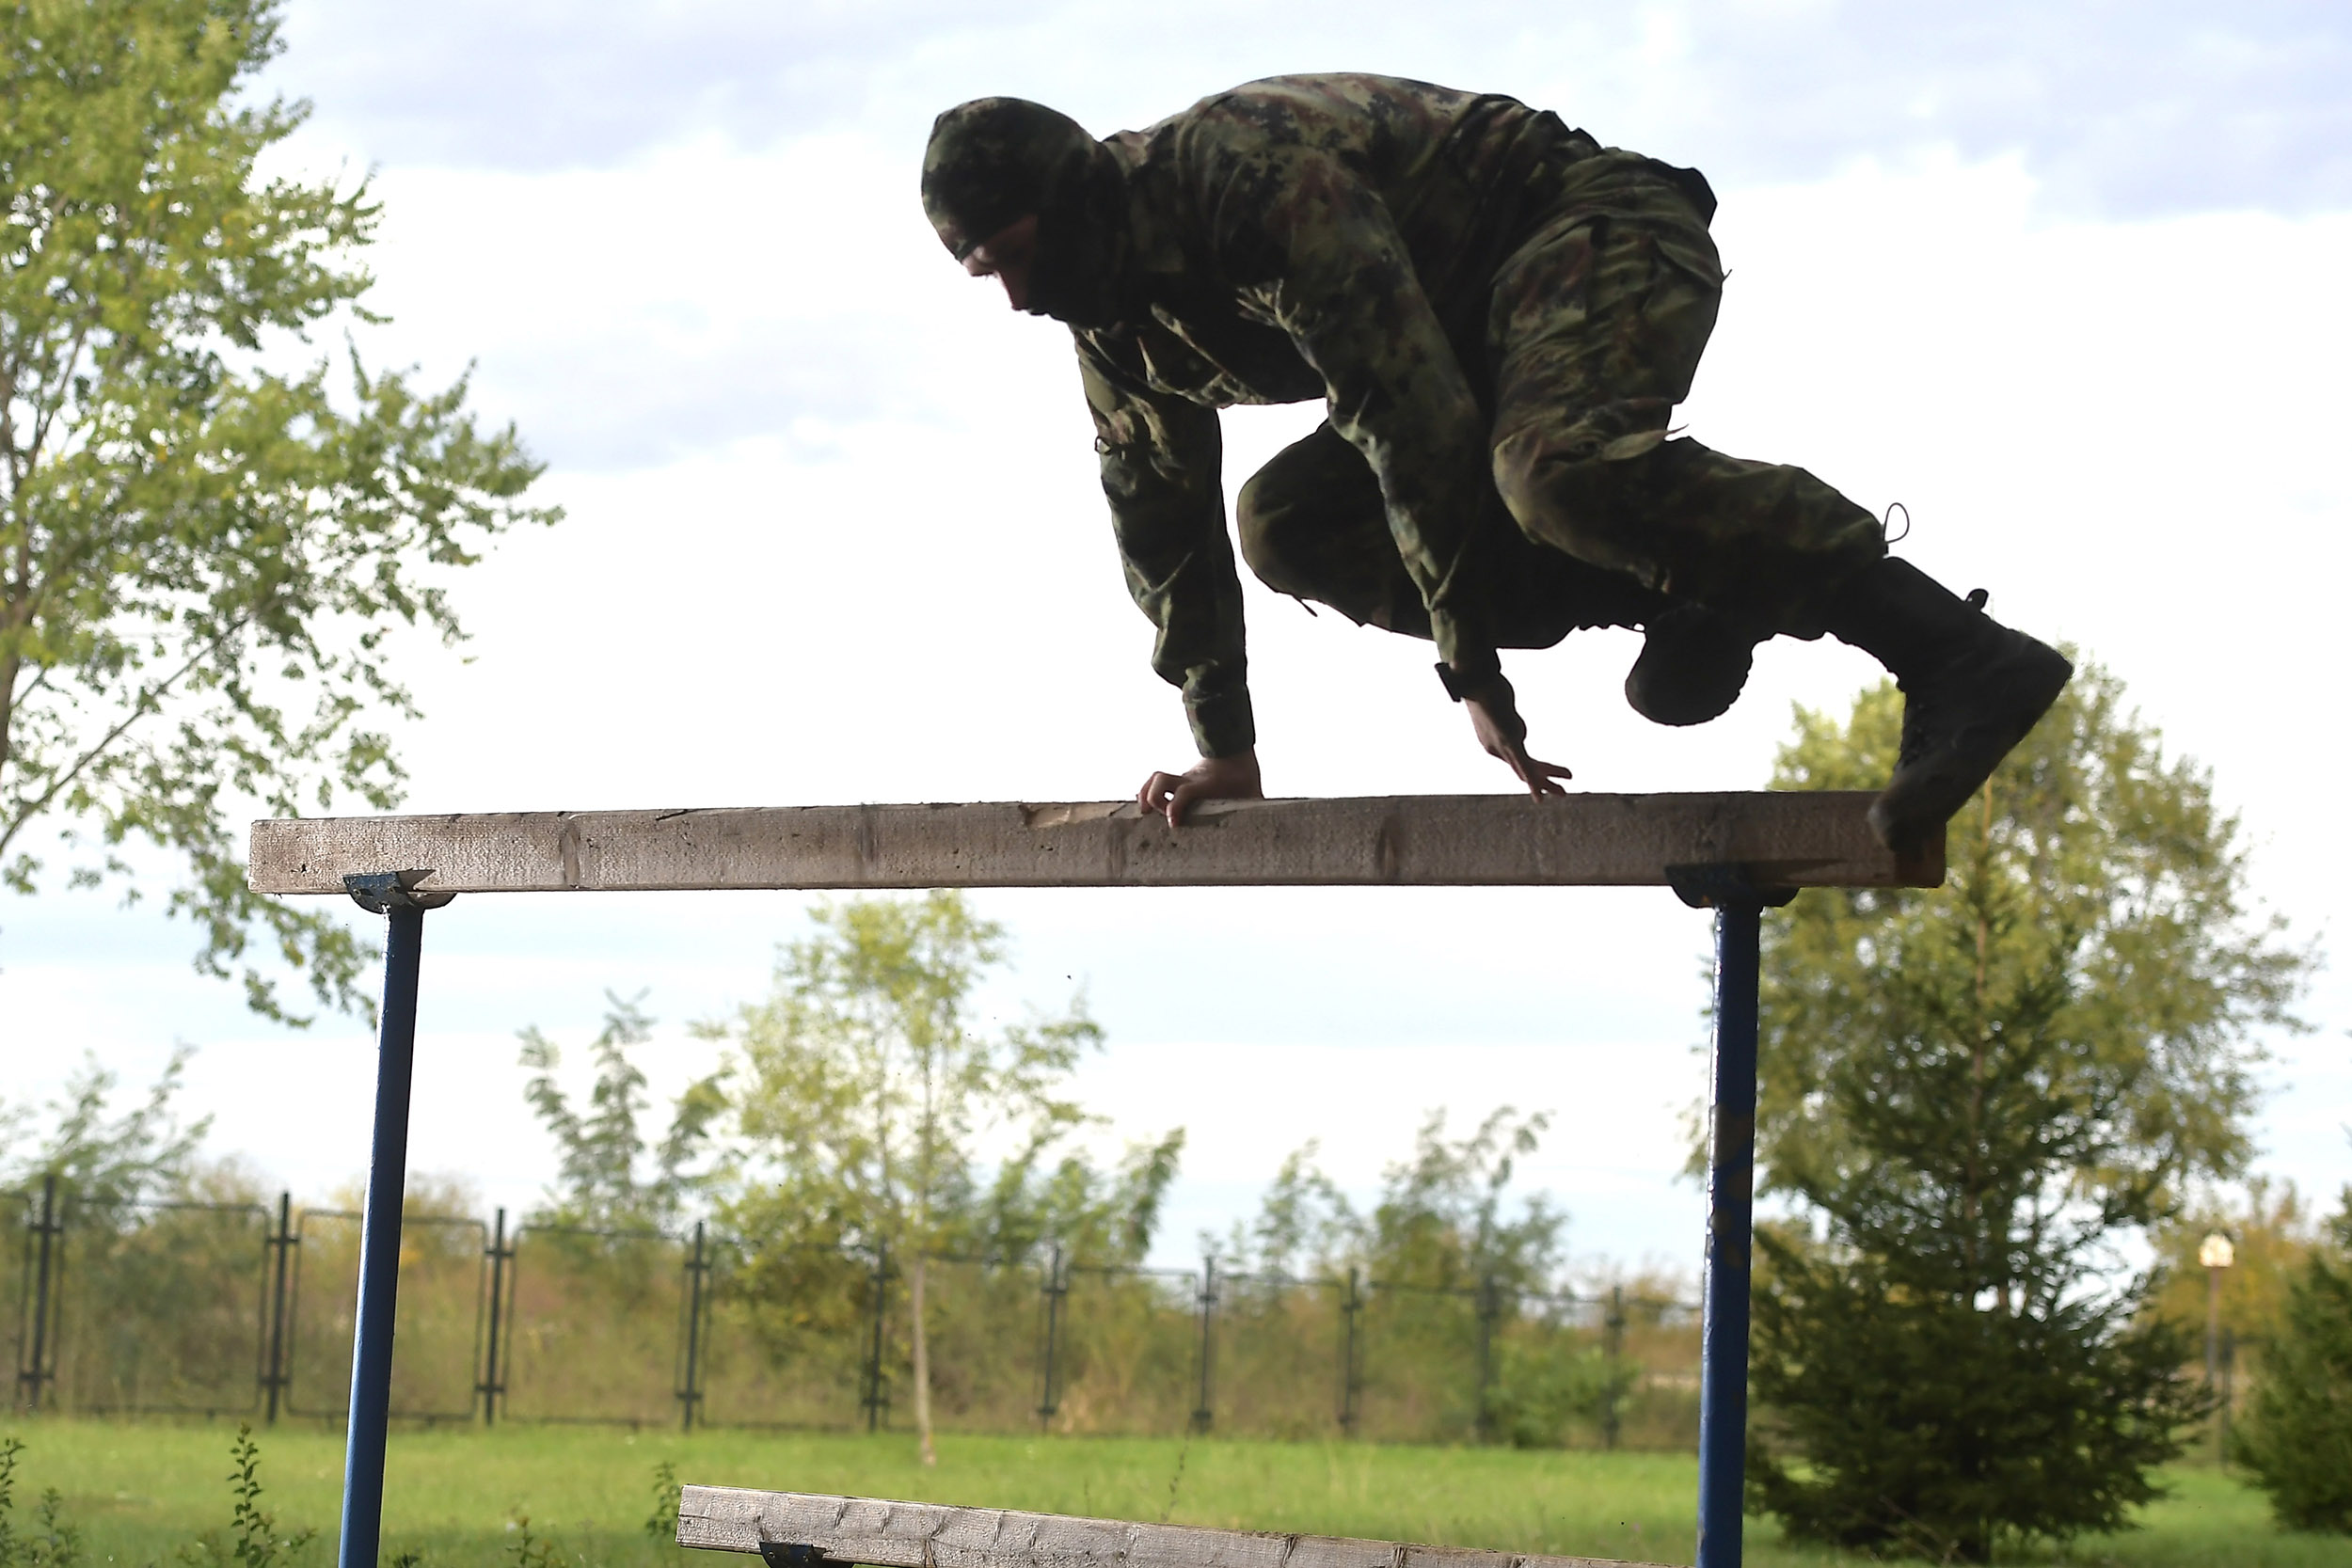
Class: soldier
920,74,2070,850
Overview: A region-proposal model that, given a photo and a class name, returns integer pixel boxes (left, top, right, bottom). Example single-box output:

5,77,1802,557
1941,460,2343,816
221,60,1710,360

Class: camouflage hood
922,96,1129,326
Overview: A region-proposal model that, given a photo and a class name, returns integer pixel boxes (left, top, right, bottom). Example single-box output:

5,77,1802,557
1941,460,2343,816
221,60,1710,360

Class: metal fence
7,1179,1700,1446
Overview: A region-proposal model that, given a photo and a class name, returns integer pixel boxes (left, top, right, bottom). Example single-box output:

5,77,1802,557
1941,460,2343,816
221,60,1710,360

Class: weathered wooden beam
246,793,1939,895
675,1488,1665,1568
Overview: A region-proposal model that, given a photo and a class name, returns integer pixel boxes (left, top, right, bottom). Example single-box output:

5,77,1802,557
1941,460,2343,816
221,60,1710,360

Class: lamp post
2200,1231,2234,1459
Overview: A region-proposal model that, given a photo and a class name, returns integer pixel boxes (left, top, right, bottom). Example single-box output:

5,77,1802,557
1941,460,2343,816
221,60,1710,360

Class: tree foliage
2145,1176,2328,1354
1,0,557,1022
1745,665,2304,1561
516,991,725,1232
707,894,1108,1257
1240,1108,1565,1292
1755,665,2307,1213
967,1122,1184,1268
702,892,1133,1463
2233,1190,2352,1533
1233,1110,1625,1449
0,1045,209,1205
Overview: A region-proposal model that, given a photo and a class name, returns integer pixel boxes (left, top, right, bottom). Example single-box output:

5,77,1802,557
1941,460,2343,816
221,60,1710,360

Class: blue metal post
340,902,423,1568
336,872,450,1568
1696,896,1763,1568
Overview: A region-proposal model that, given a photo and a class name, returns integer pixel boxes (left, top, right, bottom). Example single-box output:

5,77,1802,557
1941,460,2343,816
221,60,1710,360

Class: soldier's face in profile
962,214,1041,312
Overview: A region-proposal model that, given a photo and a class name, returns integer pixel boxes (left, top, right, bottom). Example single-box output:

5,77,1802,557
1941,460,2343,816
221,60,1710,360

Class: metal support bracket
344,869,455,913
1665,862,1800,911
757,1544,834,1568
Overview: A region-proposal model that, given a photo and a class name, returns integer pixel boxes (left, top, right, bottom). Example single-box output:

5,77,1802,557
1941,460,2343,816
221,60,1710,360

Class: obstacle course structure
678,1486,1663,1568
250,791,1941,1568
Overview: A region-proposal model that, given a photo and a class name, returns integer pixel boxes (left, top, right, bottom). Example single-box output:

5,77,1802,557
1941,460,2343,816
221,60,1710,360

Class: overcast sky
7,1,2350,1277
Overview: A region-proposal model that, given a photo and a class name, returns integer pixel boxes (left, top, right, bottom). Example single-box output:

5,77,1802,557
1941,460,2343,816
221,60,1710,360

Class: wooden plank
247,793,1940,896
674,1487,1666,1568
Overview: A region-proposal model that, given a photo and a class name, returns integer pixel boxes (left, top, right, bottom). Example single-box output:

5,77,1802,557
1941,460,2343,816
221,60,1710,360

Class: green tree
1,0,557,1022
1745,665,2310,1560
0,1047,208,1205
706,892,1104,1465
517,992,726,1232
2234,1187,2352,1532
1240,1109,1565,1291
1233,1112,1616,1448
967,1126,1184,1268
1363,1108,1564,1292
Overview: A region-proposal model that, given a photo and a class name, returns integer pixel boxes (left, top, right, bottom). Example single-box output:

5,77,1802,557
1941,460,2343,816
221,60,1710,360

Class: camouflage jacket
1075,73,1663,757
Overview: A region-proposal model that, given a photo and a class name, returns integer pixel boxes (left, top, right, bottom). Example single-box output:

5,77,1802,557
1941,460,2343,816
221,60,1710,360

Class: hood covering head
922,96,1128,327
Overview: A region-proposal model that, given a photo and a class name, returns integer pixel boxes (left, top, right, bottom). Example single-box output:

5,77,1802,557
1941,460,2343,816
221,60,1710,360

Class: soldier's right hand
1465,695,1574,798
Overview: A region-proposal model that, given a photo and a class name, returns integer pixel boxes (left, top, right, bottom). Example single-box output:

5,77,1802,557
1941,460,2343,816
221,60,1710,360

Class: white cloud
268,0,2352,216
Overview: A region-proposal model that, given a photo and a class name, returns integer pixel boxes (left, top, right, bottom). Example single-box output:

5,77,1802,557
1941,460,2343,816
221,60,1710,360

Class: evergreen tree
1746,663,2308,1561
2234,1190,2352,1532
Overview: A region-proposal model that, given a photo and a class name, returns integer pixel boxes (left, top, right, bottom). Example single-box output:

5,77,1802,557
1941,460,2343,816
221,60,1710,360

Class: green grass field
5,1420,2344,1568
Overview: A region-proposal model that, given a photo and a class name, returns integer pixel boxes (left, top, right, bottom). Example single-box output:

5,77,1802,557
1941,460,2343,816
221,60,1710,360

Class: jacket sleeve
1210,148,1502,683
1076,338,1254,757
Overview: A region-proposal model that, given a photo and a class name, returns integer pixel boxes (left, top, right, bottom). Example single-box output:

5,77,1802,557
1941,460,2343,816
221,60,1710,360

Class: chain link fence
7,1180,1698,1447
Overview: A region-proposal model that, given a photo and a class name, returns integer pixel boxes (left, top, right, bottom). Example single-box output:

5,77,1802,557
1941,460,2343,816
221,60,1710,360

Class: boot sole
1624,610,1760,728
1868,636,2073,853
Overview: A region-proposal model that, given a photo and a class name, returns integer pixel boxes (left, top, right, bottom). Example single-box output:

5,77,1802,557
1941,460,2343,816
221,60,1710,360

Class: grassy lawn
5,1420,2344,1568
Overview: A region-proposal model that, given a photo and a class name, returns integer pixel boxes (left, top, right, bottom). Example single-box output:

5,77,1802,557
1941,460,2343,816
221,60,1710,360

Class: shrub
0,1438,81,1568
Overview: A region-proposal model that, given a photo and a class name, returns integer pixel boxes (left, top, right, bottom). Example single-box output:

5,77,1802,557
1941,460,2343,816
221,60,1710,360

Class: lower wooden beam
247,792,1939,895
675,1488,1663,1568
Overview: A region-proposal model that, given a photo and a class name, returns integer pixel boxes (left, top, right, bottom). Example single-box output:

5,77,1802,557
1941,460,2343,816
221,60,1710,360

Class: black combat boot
1624,604,1766,727
1823,558,2073,853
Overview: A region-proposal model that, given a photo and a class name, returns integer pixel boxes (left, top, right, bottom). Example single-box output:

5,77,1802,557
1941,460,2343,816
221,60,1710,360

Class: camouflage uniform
1059,74,1886,758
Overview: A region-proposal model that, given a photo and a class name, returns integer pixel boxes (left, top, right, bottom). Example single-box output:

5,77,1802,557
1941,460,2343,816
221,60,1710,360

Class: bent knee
1235,469,1310,593
1490,417,1676,582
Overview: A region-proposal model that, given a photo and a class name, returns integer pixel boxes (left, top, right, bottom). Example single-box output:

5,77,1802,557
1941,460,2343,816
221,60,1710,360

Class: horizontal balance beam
247,793,1941,895
675,1488,1664,1568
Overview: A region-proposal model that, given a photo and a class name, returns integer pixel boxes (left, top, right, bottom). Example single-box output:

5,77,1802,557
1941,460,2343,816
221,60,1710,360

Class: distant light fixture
2200,1233,2236,1270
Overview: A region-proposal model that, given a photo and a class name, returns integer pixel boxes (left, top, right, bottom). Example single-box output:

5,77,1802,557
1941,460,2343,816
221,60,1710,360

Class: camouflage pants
1241,153,1884,641
1239,420,1668,643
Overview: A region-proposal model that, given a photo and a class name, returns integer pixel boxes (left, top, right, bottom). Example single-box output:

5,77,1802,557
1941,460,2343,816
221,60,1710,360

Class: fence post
1189,1257,1216,1434
678,1220,708,1433
1338,1266,1363,1435
262,1193,295,1424
861,1242,889,1433
16,1175,60,1412
1474,1272,1500,1443
1602,1284,1626,1451
480,1208,511,1426
1035,1242,1064,1427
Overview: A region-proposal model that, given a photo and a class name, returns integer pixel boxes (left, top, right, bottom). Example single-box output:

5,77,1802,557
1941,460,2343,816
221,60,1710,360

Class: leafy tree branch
1,0,561,1022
